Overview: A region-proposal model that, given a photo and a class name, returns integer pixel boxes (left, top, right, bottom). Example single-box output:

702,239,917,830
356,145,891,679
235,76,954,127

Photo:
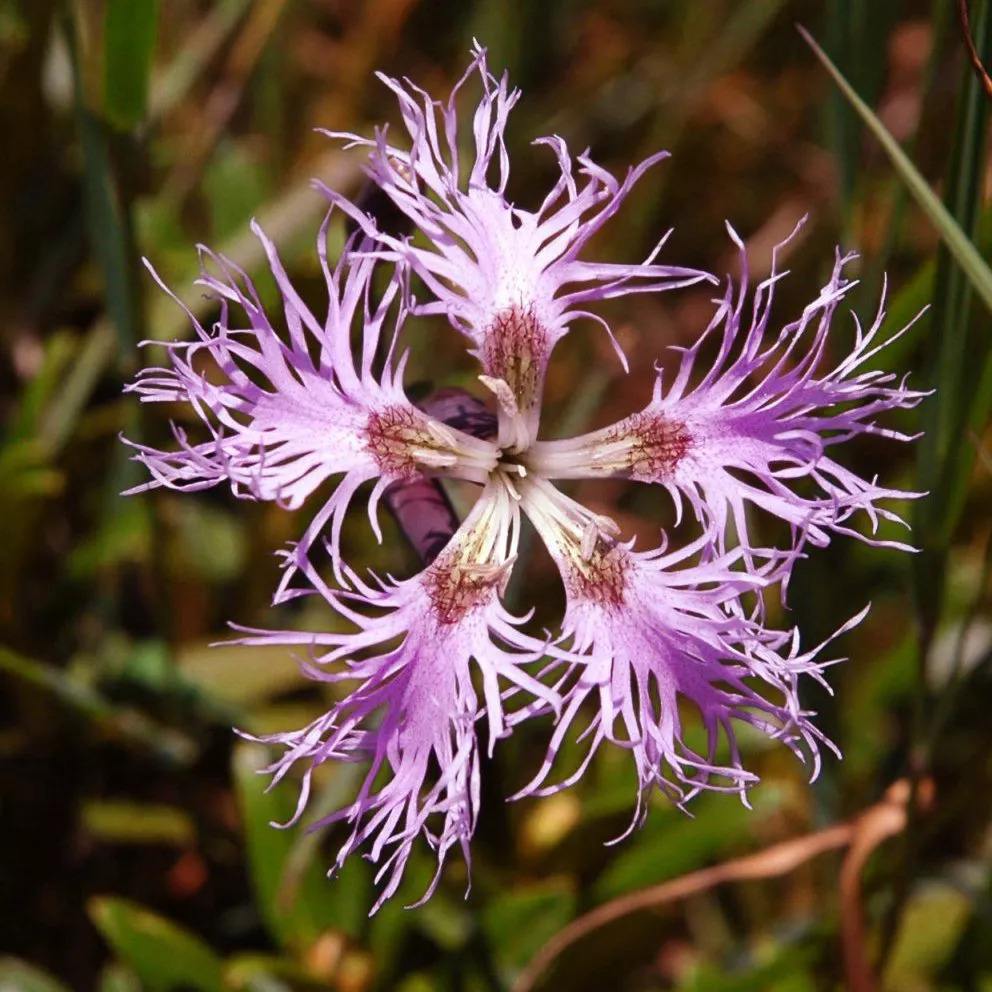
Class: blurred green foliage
1,1,991,990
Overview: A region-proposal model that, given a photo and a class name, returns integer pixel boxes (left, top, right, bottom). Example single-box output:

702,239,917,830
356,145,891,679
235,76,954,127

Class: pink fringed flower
124,44,926,912
234,480,556,911
124,214,498,589
514,476,862,824
527,223,927,558
318,42,712,451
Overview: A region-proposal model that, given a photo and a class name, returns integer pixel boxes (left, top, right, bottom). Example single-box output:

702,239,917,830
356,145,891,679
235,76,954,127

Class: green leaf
178,641,305,708
481,879,577,976
174,502,247,583
0,644,196,765
6,331,77,443
925,0,992,549
204,143,271,242
0,957,71,992
67,499,152,579
841,631,916,781
80,800,196,847
232,742,369,950
366,851,469,978
69,18,140,360
88,897,224,992
593,787,785,900
413,896,473,952
0,439,62,501
98,962,142,992
800,25,992,314
678,945,817,992
882,882,972,987
223,953,311,992
393,976,437,992
103,0,159,129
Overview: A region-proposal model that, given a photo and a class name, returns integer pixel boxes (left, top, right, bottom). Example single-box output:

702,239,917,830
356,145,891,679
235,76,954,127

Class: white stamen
425,418,459,448
412,448,458,469
580,520,599,560
594,513,621,537
478,375,519,418
500,469,523,502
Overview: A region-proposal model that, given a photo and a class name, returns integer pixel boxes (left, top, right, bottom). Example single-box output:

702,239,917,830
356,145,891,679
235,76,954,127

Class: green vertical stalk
884,0,992,969
64,2,170,640
823,0,901,232
914,0,992,628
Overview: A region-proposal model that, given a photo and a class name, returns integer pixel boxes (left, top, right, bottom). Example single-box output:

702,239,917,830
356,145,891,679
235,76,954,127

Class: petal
515,477,847,814
527,232,927,562
318,46,712,450
234,480,559,910
124,212,499,580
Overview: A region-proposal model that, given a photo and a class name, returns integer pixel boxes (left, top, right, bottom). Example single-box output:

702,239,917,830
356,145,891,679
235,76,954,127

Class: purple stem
384,388,497,564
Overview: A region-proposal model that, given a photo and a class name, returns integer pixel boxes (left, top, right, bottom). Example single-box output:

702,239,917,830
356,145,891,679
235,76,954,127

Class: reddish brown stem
385,388,496,564
959,0,992,99
513,780,922,992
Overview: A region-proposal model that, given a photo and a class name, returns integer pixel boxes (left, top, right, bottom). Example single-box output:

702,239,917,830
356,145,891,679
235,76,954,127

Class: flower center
478,305,554,454
482,304,548,415
523,410,692,482
364,404,498,483
607,411,692,482
564,541,629,608
422,478,517,624
424,558,511,624
515,473,630,609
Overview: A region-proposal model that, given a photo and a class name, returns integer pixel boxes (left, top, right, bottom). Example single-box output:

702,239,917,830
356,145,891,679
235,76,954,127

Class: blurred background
2,1,992,989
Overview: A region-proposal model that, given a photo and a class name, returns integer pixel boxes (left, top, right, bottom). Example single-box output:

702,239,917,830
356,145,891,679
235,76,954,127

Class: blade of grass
959,0,992,96
37,319,116,455
808,6,992,972
103,0,159,130
823,0,902,224
149,0,251,121
799,25,992,314
927,0,992,549
853,0,952,320
0,645,197,764
66,4,163,641
70,19,140,357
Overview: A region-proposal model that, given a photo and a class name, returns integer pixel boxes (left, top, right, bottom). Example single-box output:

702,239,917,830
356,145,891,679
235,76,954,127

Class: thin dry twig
149,0,253,121
164,0,292,202
838,780,934,992
959,0,992,100
513,781,920,992
384,389,497,564
39,147,363,454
